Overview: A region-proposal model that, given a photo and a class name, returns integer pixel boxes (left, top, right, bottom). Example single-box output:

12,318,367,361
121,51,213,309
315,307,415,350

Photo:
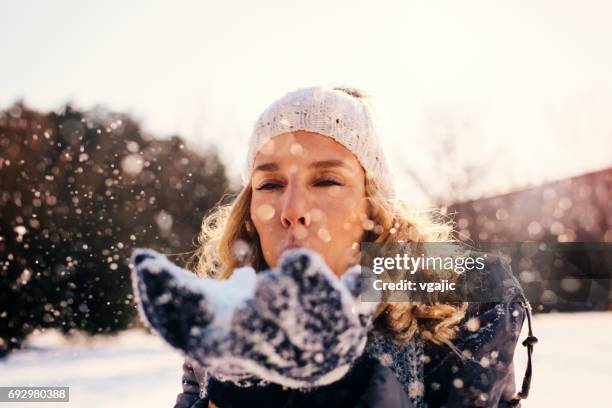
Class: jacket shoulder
458,250,526,303
423,297,527,406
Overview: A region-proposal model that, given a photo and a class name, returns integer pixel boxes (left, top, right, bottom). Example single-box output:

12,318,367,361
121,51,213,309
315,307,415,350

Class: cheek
317,195,367,240
250,197,281,260
342,197,367,221
251,194,278,228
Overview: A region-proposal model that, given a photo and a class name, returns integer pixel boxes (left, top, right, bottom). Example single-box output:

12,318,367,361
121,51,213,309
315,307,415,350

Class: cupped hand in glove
130,247,378,389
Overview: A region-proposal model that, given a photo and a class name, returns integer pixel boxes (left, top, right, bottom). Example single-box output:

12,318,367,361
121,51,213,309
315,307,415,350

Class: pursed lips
281,238,305,253
281,242,300,252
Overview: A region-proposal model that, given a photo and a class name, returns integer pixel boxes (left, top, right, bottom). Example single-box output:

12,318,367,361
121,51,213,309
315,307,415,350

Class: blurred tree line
0,102,230,357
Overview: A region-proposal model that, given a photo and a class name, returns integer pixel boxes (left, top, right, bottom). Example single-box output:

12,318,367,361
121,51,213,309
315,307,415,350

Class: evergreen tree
0,102,230,356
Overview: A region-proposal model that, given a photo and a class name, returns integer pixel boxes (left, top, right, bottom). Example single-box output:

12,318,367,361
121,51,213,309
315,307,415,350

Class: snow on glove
130,247,378,389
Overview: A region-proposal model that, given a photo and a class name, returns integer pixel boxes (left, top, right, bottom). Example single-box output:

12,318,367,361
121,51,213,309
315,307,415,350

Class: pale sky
2,0,611,204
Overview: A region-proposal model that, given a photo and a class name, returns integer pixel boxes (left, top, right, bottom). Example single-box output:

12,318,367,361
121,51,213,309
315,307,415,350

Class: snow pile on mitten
130,247,376,388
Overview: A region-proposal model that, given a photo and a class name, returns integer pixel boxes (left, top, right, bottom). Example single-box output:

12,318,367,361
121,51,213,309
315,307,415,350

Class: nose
280,185,311,229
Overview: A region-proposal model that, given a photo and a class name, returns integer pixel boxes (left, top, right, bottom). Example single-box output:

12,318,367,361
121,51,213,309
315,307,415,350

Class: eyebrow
253,162,279,173
253,159,350,173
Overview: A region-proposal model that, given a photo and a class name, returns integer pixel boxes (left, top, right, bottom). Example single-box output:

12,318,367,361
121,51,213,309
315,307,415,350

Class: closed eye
255,181,284,191
314,177,342,187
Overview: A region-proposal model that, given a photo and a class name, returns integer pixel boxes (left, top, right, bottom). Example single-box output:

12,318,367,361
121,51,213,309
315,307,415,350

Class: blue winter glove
130,247,377,388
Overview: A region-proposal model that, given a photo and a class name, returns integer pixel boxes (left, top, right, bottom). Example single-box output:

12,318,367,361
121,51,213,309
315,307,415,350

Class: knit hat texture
241,86,396,200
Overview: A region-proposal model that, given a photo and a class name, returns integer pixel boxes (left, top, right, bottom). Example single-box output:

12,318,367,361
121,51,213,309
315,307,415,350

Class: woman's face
250,131,368,276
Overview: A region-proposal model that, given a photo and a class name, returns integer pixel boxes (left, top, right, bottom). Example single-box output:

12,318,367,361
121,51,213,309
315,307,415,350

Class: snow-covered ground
512,311,611,407
0,330,183,407
1,312,610,407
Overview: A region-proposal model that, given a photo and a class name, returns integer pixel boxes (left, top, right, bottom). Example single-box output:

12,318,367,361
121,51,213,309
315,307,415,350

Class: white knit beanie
241,85,396,200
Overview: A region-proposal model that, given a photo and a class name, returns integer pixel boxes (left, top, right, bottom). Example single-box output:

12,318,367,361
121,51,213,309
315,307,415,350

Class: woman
131,86,535,407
